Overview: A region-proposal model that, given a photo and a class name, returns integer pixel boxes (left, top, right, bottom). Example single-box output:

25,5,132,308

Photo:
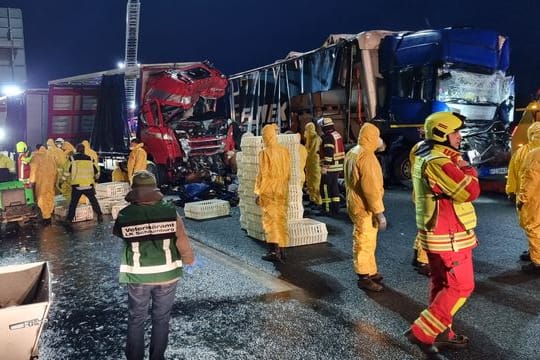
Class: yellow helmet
16,141,27,153
424,112,465,143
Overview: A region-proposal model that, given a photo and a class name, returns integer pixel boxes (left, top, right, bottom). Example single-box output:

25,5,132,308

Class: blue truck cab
376,28,514,184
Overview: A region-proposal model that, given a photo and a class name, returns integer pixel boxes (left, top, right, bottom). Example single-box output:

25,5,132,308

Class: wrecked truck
48,61,232,187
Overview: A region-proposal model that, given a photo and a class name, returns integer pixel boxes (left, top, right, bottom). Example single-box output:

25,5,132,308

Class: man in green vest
65,143,103,223
113,170,194,360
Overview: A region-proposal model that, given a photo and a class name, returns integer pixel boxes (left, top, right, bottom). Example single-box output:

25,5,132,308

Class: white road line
190,239,299,293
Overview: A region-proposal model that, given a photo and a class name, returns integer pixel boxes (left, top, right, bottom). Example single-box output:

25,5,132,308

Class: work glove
374,213,387,231
507,193,516,203
517,201,524,211
321,166,328,175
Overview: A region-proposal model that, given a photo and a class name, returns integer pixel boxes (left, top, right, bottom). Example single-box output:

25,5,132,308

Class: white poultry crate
97,198,115,215
287,218,328,247
184,199,231,220
111,201,129,220
54,204,94,222
95,182,131,199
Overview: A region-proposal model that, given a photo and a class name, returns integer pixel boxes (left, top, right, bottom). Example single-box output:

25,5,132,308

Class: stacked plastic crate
53,195,94,222
95,182,131,219
238,135,265,240
239,133,327,246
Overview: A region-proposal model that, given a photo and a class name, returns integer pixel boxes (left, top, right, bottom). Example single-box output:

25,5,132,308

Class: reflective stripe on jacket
412,144,480,252
115,201,182,283
321,130,344,172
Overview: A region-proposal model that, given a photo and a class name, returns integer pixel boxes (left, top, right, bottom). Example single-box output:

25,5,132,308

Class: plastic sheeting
91,74,129,153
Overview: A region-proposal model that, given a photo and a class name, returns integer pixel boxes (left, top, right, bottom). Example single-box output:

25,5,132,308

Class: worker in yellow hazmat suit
112,161,129,182
47,138,67,169
303,122,322,207
409,141,431,276
517,145,540,273
30,146,58,225
508,122,540,261
344,123,387,292
254,124,291,263
82,140,100,181
55,138,76,157
127,138,147,184
0,152,15,181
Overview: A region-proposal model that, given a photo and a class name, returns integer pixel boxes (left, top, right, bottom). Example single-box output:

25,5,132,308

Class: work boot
42,218,52,226
369,273,384,283
521,262,540,273
416,263,431,277
404,329,445,360
262,244,284,264
357,275,383,292
520,251,531,261
434,328,469,349
411,250,419,267
97,214,103,223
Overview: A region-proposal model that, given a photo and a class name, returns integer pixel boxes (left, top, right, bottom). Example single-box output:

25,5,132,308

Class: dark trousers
320,171,340,215
66,186,102,221
126,282,178,360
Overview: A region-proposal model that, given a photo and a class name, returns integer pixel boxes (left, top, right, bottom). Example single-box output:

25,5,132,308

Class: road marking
190,239,299,293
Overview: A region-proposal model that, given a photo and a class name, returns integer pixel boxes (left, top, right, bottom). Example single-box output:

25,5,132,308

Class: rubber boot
404,329,445,360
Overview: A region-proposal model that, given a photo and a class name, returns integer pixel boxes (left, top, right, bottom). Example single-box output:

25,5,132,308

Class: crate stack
239,132,328,247
238,135,264,240
95,182,131,219
54,195,94,222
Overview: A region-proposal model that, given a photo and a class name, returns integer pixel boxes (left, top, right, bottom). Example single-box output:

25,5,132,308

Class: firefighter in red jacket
319,117,344,216
405,112,480,359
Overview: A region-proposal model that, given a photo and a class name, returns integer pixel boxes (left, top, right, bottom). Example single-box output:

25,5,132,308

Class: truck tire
392,151,412,188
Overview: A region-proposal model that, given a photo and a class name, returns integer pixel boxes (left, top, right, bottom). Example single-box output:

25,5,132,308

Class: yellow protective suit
297,143,307,187
47,138,68,169
127,143,147,184
254,124,291,248
112,166,129,182
506,122,540,197
303,123,322,205
62,141,76,157
29,146,57,220
409,141,429,265
0,153,15,173
82,140,100,181
344,123,384,276
518,146,540,265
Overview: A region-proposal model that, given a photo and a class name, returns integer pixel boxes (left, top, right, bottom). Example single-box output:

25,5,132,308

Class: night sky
4,0,540,105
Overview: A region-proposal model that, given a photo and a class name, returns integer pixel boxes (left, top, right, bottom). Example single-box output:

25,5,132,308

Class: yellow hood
262,124,278,147
527,122,540,147
304,122,317,141
358,123,380,152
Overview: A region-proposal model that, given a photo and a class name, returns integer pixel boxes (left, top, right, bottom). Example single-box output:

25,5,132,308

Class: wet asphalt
0,188,538,360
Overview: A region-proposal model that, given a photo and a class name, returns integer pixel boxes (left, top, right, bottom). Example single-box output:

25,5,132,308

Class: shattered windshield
437,70,512,105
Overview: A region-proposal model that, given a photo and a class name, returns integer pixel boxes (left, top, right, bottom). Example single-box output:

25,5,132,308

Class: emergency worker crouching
254,124,291,263
0,150,16,181
319,117,344,216
405,112,480,359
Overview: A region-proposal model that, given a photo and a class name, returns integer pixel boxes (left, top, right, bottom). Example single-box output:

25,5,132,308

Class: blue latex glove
183,257,205,275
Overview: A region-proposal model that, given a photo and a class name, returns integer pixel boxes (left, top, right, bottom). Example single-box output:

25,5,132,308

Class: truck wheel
392,152,412,188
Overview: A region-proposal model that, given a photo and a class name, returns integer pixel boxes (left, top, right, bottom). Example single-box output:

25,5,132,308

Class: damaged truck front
138,62,229,185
